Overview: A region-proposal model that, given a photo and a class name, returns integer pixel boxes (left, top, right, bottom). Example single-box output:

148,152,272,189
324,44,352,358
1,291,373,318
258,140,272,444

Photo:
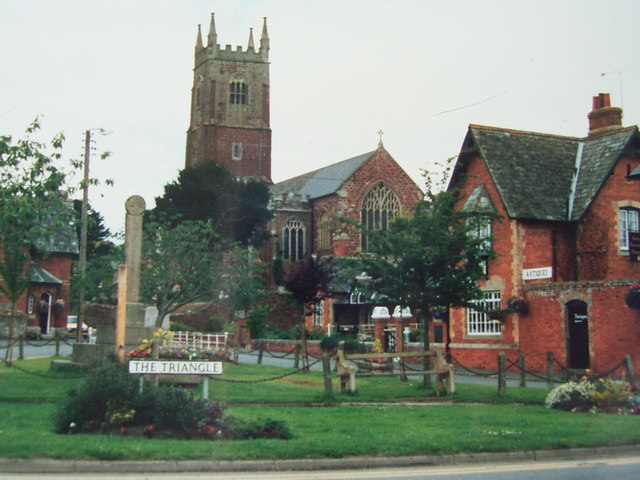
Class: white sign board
523,267,553,281
128,360,223,375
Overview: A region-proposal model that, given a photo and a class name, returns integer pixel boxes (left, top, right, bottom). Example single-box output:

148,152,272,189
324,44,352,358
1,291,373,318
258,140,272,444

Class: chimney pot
588,93,622,136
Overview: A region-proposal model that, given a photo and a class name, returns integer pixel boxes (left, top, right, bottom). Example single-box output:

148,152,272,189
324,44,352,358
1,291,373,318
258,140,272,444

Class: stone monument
72,195,154,365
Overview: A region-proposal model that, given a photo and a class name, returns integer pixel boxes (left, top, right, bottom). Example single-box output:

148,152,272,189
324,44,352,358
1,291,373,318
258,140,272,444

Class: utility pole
76,130,91,344
76,128,110,344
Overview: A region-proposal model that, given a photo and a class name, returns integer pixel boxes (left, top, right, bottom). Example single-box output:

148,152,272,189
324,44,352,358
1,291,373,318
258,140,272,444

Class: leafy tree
282,257,333,370
149,162,272,247
356,178,496,387
0,119,79,363
69,200,121,308
140,220,225,327
222,246,267,321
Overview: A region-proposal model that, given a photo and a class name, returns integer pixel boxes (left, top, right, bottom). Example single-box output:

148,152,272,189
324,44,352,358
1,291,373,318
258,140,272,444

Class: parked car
66,315,91,340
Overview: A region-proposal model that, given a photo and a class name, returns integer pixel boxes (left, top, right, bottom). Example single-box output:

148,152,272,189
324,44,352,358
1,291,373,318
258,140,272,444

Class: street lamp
76,128,110,344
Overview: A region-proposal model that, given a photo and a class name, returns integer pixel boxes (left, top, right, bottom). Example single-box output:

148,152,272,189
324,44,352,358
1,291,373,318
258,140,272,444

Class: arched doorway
38,292,52,334
566,300,590,369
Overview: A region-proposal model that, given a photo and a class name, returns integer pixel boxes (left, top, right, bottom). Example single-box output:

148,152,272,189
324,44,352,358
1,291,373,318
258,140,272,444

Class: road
1,456,639,479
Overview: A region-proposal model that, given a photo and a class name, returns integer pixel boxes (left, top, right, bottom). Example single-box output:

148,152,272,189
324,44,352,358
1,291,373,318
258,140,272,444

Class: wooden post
322,353,333,396
18,336,24,360
546,352,555,389
498,351,506,396
115,265,128,361
294,342,301,369
203,376,209,400
624,354,636,384
257,340,264,365
55,332,60,356
518,353,526,387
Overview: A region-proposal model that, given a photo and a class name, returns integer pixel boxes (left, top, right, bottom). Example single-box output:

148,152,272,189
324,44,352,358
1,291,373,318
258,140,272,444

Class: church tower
185,14,272,182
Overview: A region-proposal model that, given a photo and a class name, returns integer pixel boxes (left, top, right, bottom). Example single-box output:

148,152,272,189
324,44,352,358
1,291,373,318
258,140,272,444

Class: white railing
171,331,228,351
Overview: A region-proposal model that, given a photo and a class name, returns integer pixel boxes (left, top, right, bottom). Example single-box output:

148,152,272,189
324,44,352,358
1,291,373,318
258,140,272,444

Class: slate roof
452,125,640,222
29,263,62,285
270,151,375,199
31,204,79,256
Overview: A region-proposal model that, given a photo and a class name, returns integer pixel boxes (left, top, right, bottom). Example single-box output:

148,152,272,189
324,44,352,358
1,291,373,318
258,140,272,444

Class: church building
185,14,423,337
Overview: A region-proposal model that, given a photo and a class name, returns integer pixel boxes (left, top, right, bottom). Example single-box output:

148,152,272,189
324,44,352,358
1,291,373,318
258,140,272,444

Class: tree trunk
420,309,432,388
5,302,17,366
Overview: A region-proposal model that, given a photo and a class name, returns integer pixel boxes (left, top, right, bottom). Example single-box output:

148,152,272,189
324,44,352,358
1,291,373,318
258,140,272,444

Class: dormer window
229,80,248,105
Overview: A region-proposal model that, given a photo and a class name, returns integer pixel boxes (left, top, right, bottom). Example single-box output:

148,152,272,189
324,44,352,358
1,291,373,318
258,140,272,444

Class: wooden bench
336,348,455,396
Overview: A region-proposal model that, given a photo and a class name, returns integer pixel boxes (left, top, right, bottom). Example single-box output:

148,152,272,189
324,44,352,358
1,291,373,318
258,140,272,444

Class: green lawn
0,357,638,461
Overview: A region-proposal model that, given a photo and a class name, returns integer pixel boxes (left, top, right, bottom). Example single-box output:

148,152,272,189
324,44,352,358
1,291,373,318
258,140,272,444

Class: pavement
0,445,638,474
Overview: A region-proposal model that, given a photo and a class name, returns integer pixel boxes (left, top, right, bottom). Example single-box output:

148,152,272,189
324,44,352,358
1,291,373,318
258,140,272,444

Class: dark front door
566,300,590,369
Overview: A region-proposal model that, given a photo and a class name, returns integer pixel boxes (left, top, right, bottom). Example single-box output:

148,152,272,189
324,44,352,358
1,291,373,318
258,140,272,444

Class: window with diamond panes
360,183,401,251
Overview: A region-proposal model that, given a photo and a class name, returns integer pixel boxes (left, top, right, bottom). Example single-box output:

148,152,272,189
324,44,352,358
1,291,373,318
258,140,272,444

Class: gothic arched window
360,183,401,250
229,80,248,105
283,218,305,261
317,211,333,251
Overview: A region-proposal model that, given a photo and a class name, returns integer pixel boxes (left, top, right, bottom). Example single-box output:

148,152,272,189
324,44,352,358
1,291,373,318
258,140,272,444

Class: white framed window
467,291,502,335
620,208,639,250
283,218,305,261
27,295,35,314
232,143,242,160
313,300,324,328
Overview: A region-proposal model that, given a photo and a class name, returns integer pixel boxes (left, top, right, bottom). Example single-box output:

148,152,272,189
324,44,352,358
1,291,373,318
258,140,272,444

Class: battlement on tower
194,14,269,66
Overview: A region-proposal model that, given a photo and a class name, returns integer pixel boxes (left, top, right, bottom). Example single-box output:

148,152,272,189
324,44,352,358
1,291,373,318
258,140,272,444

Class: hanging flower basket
52,300,65,314
625,283,640,309
507,296,529,315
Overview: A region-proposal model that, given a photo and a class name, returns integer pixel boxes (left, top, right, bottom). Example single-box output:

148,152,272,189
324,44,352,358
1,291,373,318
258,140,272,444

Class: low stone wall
0,311,27,339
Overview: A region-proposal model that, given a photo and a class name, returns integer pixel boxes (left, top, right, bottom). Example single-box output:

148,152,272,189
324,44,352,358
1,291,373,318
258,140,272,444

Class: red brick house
447,93,640,374
0,221,78,337
269,143,423,336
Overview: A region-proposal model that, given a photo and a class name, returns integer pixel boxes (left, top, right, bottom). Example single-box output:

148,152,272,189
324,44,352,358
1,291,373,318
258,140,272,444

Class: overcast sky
1,0,639,235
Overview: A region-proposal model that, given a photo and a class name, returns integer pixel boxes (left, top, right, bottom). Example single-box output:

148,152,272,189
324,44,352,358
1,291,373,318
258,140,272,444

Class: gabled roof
451,124,640,222
270,150,375,199
29,263,62,285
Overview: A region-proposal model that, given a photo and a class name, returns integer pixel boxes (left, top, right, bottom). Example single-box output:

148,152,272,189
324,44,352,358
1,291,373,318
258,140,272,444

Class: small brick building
0,219,78,336
447,93,640,374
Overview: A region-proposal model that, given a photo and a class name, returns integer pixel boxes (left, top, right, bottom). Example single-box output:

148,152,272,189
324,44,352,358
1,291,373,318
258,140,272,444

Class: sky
1,0,639,236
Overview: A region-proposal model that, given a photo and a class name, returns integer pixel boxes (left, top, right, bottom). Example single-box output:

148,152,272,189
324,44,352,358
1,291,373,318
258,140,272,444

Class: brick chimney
588,93,623,136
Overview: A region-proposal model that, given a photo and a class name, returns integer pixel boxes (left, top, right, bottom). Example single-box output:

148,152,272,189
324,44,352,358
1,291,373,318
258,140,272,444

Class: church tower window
360,183,401,251
229,80,248,105
232,143,243,160
283,218,305,261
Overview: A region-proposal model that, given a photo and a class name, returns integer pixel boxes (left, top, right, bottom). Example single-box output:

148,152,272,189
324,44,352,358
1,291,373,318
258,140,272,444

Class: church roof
451,124,640,221
271,150,375,200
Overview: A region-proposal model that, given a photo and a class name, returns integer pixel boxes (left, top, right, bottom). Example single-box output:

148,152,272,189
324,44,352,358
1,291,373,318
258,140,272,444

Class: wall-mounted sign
523,267,553,281
629,232,640,262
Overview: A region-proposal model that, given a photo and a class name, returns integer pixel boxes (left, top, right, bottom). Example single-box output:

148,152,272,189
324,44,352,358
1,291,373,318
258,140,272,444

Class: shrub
169,321,194,332
222,415,293,440
247,306,268,339
54,361,142,433
55,362,291,440
320,334,340,352
545,381,594,411
590,379,632,413
205,317,225,332
343,338,365,354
